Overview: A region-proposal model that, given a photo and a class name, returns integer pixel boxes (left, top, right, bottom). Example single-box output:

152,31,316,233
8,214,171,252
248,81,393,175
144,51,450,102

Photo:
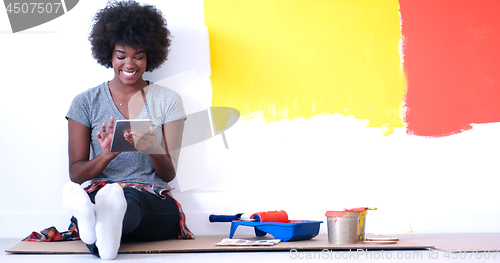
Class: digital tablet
110,119,152,152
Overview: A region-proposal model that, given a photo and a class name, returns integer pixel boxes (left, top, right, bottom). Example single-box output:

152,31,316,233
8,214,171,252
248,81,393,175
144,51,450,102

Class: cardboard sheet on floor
6,234,432,254
389,233,500,252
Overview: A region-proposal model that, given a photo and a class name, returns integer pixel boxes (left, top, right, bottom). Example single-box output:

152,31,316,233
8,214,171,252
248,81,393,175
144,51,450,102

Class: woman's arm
68,116,120,184
148,119,185,183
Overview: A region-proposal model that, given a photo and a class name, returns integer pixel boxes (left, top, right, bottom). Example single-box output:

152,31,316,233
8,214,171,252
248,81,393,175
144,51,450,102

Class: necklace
109,81,146,106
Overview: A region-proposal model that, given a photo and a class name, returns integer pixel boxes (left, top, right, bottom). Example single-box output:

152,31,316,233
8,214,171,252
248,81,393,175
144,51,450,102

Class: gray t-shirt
66,81,186,189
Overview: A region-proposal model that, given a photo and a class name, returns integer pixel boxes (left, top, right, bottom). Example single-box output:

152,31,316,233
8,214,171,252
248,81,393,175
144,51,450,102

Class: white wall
0,0,499,239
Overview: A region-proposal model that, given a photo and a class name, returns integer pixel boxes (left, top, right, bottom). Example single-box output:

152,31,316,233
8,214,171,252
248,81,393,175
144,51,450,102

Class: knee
121,188,144,234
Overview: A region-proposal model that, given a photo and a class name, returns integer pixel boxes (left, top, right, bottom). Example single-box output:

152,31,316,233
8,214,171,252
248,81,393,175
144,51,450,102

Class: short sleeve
162,90,187,124
66,92,91,127
146,83,187,125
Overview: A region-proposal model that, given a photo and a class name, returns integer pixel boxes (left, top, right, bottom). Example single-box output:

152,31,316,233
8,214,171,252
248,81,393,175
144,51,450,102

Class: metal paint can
345,207,367,241
325,211,360,244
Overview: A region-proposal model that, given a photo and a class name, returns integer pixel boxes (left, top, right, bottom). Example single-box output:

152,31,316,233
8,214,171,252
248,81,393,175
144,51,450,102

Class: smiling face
111,44,147,87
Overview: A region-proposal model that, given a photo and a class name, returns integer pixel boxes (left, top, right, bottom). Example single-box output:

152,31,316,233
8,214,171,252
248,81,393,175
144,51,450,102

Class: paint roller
209,210,289,223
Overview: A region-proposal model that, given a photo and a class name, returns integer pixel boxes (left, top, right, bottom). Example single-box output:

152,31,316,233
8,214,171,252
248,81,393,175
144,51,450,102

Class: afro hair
89,0,171,72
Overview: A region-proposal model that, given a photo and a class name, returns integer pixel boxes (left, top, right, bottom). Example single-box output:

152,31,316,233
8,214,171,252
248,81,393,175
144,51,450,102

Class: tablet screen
110,119,152,152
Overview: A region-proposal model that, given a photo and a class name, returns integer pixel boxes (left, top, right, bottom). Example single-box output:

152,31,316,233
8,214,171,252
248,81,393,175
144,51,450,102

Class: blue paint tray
229,220,322,242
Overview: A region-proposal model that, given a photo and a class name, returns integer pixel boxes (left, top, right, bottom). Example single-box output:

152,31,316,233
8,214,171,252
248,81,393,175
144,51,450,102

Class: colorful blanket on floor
23,181,194,242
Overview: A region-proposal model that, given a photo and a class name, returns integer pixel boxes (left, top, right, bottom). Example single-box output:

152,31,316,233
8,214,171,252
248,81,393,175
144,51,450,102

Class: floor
3,237,500,262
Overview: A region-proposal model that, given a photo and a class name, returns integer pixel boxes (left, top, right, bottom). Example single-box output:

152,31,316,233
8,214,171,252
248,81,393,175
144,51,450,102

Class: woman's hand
68,116,120,184
96,116,120,159
146,120,185,183
124,127,166,154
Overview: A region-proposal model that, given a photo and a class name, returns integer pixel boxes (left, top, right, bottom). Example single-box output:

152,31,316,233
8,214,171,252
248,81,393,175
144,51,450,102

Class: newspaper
215,238,281,246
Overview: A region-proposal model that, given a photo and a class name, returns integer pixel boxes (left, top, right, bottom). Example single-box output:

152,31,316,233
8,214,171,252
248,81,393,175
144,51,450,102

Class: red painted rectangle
401,0,500,137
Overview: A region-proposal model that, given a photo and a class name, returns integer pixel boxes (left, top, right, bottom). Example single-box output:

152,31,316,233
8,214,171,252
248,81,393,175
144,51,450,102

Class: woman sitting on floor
63,0,192,260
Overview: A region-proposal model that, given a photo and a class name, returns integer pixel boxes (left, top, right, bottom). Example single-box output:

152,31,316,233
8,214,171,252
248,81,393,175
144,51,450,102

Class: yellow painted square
205,0,406,135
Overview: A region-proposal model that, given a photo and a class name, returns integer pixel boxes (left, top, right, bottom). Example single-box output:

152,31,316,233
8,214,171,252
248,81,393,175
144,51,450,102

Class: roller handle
209,213,243,222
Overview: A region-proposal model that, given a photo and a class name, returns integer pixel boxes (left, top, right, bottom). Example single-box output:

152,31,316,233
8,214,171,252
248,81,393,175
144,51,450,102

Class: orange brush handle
250,210,288,223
